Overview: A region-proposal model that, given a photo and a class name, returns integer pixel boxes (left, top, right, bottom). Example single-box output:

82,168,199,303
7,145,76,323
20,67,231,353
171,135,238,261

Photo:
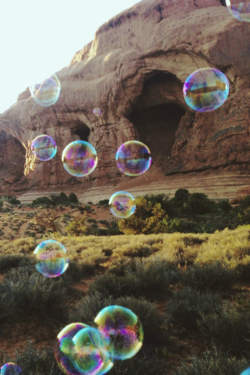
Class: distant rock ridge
0,0,250,200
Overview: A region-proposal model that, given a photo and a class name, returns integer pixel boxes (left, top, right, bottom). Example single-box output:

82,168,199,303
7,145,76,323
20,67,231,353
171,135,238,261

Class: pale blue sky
0,0,139,113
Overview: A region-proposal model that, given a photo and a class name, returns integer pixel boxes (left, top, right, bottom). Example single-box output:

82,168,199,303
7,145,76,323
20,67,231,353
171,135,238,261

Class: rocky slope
0,0,250,201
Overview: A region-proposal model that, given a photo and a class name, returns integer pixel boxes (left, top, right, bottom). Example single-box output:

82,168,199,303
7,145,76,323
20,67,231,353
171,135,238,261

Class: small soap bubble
34,239,69,278
72,327,113,375
226,1,250,21
55,323,90,375
241,369,250,375
29,74,61,107
95,305,143,360
93,108,102,117
109,191,136,219
1,363,22,375
183,68,229,112
62,141,98,177
116,141,152,176
31,135,57,161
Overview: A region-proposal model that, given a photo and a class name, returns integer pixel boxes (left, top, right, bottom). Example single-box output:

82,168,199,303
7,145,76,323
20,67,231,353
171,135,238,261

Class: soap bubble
95,305,143,360
109,191,136,219
34,239,69,278
72,327,113,375
116,141,152,176
226,1,250,21
93,108,102,117
183,68,229,112
29,74,61,107
31,135,57,161
1,363,22,375
241,369,250,375
62,141,98,177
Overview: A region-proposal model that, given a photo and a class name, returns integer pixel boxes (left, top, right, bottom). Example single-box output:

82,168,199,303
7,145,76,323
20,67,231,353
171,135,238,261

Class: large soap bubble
72,327,113,375
116,141,152,176
34,239,69,278
226,1,250,21
62,141,98,177
31,135,57,161
29,74,61,107
95,305,143,360
241,369,250,375
109,191,136,219
183,68,229,112
0,363,22,375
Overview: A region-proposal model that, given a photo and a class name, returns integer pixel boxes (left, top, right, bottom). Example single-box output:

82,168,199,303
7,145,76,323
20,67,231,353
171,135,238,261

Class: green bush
0,255,32,273
174,347,249,375
185,193,216,215
182,262,237,292
98,199,109,207
167,288,223,330
69,192,78,203
217,200,232,213
9,197,21,205
32,196,52,206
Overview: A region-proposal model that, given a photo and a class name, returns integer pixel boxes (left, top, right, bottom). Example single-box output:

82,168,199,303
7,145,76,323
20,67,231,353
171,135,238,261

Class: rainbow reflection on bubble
31,135,57,161
34,239,69,278
95,305,143,360
226,1,250,21
55,323,113,375
29,74,61,107
183,68,229,112
109,192,136,219
0,363,22,375
62,141,98,177
241,369,250,375
116,141,152,176
93,108,102,117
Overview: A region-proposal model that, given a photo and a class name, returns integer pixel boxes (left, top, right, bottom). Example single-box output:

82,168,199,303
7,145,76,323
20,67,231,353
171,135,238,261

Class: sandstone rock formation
1,0,250,201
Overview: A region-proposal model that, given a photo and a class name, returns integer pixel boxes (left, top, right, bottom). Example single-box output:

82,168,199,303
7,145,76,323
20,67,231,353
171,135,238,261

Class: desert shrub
98,199,109,207
238,207,250,224
174,347,249,375
144,194,177,217
88,259,179,298
65,214,89,236
0,255,32,273
9,197,21,205
167,288,223,330
68,192,78,203
68,294,166,345
98,219,108,225
236,262,250,282
185,193,216,215
84,205,92,213
217,200,232,213
197,310,250,356
122,244,159,258
239,195,250,209
32,196,52,206
87,218,97,223
182,262,237,292
2,266,68,319
173,189,190,209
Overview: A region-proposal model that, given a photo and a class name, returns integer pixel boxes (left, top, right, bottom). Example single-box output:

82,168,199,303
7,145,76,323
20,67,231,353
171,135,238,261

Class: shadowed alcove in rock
73,124,90,142
128,72,186,172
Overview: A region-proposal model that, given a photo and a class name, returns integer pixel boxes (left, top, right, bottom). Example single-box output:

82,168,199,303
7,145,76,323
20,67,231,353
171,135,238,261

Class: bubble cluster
95,305,143,360
183,68,229,112
55,323,113,375
93,108,102,117
31,135,57,161
116,141,152,176
34,240,69,278
62,141,98,177
109,191,136,219
29,74,61,107
226,1,250,22
0,364,22,375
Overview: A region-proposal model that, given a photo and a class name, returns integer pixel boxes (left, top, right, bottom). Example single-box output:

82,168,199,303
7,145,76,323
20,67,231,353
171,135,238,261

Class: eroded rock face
0,0,250,197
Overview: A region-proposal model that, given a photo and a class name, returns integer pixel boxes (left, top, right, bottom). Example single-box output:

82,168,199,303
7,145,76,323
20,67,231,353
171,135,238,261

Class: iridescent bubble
31,135,57,161
62,141,98,177
93,108,102,117
183,68,230,112
72,327,113,375
241,369,250,375
34,239,69,278
109,191,136,219
29,74,61,107
226,1,250,21
116,141,152,176
95,305,143,360
1,363,22,375
55,323,90,375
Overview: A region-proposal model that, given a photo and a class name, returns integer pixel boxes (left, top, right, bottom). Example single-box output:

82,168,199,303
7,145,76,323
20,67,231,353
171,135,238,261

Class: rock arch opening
128,72,186,171
0,131,26,185
73,125,90,142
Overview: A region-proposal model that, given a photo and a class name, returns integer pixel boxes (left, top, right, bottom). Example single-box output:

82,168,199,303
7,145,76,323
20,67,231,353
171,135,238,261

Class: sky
0,0,139,114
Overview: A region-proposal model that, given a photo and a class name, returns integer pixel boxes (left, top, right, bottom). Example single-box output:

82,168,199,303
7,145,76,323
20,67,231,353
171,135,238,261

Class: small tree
65,213,89,236
69,193,78,203
174,188,190,208
34,209,61,232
